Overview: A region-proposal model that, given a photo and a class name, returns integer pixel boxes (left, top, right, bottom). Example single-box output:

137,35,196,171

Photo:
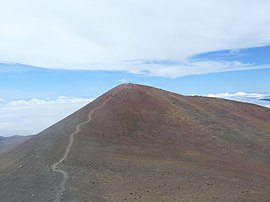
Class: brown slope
1,84,270,202
0,135,32,154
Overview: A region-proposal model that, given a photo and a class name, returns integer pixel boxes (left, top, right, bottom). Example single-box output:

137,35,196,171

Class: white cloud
0,98,7,107
0,0,270,77
139,60,261,78
208,92,265,99
207,92,270,108
0,122,13,130
0,97,93,137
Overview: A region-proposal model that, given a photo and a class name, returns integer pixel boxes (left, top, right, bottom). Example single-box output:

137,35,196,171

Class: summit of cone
1,84,270,201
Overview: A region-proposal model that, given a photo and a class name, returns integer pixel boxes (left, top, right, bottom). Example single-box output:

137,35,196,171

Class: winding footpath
52,98,107,202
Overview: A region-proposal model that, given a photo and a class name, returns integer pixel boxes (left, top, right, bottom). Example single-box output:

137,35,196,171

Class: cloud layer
207,92,270,108
1,0,270,77
0,97,92,137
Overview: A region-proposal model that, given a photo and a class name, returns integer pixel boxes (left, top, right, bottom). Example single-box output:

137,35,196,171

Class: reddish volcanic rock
1,84,270,202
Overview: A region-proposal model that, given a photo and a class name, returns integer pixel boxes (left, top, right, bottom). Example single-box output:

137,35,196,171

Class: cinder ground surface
1,84,270,202
0,136,31,154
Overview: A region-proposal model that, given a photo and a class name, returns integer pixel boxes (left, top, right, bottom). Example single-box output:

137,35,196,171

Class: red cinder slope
1,84,270,202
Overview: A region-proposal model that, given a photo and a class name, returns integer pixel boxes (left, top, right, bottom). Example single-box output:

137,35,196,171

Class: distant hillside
0,135,32,154
1,84,270,202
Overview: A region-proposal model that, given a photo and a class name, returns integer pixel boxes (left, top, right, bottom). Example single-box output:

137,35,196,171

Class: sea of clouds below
206,92,270,108
0,93,269,137
0,97,93,137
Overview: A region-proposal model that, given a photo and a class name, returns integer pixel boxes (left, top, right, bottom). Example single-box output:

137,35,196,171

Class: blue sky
1,46,270,100
0,63,270,99
1,0,270,136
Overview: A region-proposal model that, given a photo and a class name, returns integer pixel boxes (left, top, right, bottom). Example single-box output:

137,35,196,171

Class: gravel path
52,98,107,202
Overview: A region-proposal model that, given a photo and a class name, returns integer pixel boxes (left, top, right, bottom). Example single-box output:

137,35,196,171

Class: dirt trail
52,98,108,202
